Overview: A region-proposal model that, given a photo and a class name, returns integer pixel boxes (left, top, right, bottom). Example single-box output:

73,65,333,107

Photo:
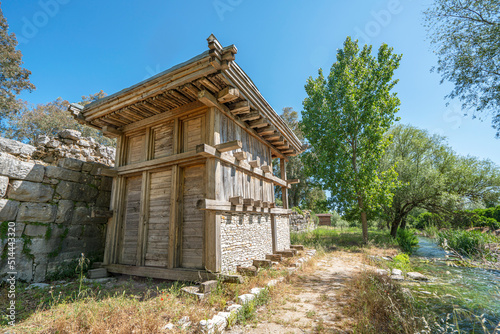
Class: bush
389,253,411,272
396,228,419,254
437,229,498,258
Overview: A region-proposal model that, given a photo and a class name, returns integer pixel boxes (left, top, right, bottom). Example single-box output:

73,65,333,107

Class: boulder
55,200,74,224
59,129,81,141
0,153,45,182
23,224,48,237
392,269,403,276
0,175,8,197
7,180,54,202
58,158,83,172
0,137,36,156
56,180,99,202
35,135,51,146
45,166,82,182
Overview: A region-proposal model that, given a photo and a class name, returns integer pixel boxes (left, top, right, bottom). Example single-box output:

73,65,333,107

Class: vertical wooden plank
168,165,180,268
204,158,220,272
280,158,288,209
136,171,150,266
103,176,124,265
207,107,215,146
214,109,221,145
173,118,180,154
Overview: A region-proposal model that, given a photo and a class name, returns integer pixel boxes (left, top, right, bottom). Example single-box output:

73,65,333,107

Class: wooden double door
117,163,205,269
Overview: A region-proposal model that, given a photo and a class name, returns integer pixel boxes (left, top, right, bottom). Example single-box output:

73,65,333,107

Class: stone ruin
0,130,115,282
289,210,316,232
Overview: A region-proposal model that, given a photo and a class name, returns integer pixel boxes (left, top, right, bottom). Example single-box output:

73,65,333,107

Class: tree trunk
390,216,401,238
361,211,368,244
400,219,407,230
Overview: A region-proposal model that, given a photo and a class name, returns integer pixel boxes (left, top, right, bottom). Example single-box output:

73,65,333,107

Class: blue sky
3,0,499,165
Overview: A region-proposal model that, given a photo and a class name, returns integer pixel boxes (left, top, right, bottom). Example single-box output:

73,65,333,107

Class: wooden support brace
96,168,118,177
265,133,281,141
248,160,260,168
233,151,247,161
248,118,269,129
277,144,290,150
262,202,269,208
215,140,242,153
257,126,275,136
240,112,260,122
228,101,250,114
254,200,262,207
261,165,272,173
229,196,243,205
196,143,218,157
217,86,240,103
243,198,254,206
269,203,276,208
287,179,300,185
102,126,122,138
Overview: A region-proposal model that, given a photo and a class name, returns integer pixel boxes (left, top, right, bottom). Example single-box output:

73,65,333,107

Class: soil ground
227,247,397,334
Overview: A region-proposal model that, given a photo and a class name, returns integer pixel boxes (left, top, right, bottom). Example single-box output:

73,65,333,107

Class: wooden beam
215,140,242,153
197,199,290,214
196,143,218,157
105,264,217,281
197,89,286,159
229,196,243,205
239,112,261,122
254,200,262,207
257,126,275,136
287,179,300,185
261,165,272,173
248,160,260,168
264,133,281,141
233,151,247,161
168,165,180,269
96,168,118,177
102,126,122,138
243,198,254,206
90,209,114,218
248,118,269,129
228,101,250,114
217,86,240,103
117,151,201,174
280,158,288,209
277,144,290,150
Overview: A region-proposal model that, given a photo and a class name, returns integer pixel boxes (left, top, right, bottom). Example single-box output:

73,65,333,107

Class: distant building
316,214,332,226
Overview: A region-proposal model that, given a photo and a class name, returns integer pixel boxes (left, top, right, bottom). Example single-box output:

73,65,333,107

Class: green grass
437,229,500,259
291,226,397,250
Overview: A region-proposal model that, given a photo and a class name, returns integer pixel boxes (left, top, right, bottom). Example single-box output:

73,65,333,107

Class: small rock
376,269,389,275
390,274,404,281
82,277,117,284
238,294,255,304
407,272,429,281
250,287,264,295
25,283,50,290
163,323,175,330
267,279,278,287
419,291,432,295
227,304,242,313
392,269,403,276
382,256,392,261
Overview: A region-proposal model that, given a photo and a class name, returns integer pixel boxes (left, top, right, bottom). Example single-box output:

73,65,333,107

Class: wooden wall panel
126,133,146,165
181,164,205,269
152,121,174,159
119,175,142,265
145,168,172,267
183,115,203,152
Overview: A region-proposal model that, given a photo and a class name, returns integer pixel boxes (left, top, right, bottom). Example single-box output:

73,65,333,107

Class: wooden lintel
217,86,240,103
229,196,243,205
215,140,242,153
287,179,300,185
102,125,122,138
233,151,247,161
96,167,118,177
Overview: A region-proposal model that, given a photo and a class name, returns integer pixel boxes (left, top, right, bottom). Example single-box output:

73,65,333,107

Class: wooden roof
68,35,303,158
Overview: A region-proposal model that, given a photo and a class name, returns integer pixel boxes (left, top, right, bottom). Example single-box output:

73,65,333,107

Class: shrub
437,229,498,258
396,228,419,254
389,253,411,272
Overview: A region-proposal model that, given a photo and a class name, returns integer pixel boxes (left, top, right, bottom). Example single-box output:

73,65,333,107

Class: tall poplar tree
302,37,401,243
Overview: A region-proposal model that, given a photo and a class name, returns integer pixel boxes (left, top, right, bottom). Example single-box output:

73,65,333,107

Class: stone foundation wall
290,211,316,232
0,131,114,282
275,215,291,251
220,213,273,274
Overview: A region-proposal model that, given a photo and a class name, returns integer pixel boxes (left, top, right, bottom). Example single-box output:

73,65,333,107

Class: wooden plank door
180,164,205,269
144,168,172,267
119,175,142,265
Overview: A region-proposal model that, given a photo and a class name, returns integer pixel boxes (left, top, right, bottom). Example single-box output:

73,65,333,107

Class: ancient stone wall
289,211,316,233
275,215,291,251
0,131,114,282
220,213,273,274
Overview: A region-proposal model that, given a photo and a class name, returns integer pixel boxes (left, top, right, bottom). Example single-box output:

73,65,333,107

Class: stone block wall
289,211,316,232
220,213,273,273
275,215,291,251
0,131,114,282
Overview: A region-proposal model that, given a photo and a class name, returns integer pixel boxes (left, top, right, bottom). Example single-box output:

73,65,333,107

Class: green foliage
396,229,419,254
414,206,500,230
380,124,500,236
1,93,116,146
389,253,411,272
301,36,401,243
437,229,499,258
424,0,500,137
414,212,447,230
0,6,35,116
236,288,271,324
291,206,303,215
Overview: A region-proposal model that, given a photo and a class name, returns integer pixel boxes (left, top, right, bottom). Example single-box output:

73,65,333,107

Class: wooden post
280,158,288,209
271,215,277,253
168,165,180,268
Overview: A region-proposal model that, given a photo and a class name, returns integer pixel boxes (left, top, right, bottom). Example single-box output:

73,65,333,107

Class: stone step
219,274,244,284
290,244,304,251
87,268,108,279
236,265,258,277
266,254,282,262
199,280,219,294
253,259,272,269
288,248,298,256
276,250,294,258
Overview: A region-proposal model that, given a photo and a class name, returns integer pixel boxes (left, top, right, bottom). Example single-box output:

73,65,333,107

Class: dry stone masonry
289,210,316,232
0,130,115,282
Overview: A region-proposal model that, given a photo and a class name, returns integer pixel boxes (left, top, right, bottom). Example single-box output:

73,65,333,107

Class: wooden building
316,214,332,226
68,35,303,281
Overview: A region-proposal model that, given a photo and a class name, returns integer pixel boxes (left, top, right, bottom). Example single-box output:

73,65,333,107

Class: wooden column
168,118,181,269
280,158,288,209
271,215,277,253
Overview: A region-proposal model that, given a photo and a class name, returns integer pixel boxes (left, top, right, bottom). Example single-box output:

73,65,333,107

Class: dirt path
226,249,396,334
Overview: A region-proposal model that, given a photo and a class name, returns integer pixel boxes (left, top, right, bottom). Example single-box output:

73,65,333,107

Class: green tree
380,124,500,236
2,91,115,146
273,107,326,210
302,37,401,243
0,4,35,116
424,0,500,136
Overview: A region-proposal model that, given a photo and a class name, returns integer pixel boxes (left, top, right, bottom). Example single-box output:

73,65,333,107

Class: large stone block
24,224,49,237
0,199,19,221
56,181,99,202
59,129,81,141
96,191,111,207
0,175,8,197
7,180,54,202
58,158,83,172
72,206,92,224
101,177,113,192
17,203,56,223
55,200,74,224
45,166,83,183
0,137,36,156
0,153,45,182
